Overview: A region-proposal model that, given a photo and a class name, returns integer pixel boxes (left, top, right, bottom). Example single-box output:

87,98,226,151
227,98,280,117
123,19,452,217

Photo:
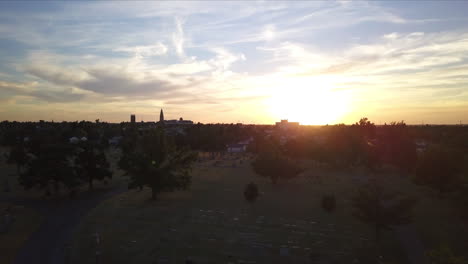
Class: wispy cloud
1,1,468,123
173,17,186,58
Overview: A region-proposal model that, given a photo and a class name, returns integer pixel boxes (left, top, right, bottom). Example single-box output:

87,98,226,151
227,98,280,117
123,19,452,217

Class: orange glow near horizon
266,78,352,125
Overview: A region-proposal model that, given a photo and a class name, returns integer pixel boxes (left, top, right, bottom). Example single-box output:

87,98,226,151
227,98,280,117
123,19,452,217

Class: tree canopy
119,128,197,199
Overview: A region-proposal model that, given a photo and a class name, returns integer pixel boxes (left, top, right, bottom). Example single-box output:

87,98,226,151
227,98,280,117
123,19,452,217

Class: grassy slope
0,203,42,264
71,157,408,264
378,171,468,259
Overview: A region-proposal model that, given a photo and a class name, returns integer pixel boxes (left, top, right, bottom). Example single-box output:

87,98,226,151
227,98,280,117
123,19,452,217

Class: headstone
309,252,320,262
4,213,12,226
3,179,10,192
0,222,6,234
280,247,289,257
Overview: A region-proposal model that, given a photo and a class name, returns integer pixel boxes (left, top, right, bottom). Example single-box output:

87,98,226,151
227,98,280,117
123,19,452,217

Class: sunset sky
1,1,468,124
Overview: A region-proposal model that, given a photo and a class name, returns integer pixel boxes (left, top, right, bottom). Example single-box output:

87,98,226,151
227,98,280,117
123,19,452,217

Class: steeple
159,109,164,122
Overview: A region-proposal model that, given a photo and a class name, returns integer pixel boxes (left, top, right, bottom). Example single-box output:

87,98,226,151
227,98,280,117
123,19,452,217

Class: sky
1,1,468,125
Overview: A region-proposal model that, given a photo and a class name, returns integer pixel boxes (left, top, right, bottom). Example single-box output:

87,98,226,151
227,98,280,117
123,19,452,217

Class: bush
321,195,336,213
244,182,259,204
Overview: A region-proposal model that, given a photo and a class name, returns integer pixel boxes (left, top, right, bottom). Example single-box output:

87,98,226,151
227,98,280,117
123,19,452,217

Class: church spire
159,109,164,122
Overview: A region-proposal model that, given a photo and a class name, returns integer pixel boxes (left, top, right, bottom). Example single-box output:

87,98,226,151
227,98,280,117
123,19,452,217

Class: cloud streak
1,1,468,123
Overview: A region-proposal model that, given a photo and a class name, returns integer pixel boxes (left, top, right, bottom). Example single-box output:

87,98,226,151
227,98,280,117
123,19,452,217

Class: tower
130,114,136,123
159,109,164,122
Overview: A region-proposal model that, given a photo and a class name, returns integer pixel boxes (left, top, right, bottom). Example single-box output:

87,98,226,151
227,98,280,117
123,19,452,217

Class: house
69,137,80,144
227,137,253,153
108,136,123,146
275,119,300,130
415,139,428,153
227,143,247,153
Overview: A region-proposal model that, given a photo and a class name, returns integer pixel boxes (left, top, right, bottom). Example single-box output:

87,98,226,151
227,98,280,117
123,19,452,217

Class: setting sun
267,78,351,125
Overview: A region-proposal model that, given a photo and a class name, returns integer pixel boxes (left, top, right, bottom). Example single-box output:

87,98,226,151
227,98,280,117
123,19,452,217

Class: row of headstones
133,209,367,251
3,179,10,192
150,224,352,257
151,243,343,263
186,214,348,235
159,218,363,248
0,209,14,234
160,209,364,241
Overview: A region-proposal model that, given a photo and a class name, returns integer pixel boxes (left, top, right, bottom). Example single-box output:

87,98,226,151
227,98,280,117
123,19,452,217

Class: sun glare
267,78,351,125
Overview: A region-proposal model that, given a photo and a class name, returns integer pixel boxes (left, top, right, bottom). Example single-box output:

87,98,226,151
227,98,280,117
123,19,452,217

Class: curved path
2,187,126,264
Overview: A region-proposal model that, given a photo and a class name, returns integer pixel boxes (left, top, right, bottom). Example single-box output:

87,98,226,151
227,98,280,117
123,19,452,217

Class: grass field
377,170,468,259
0,202,42,264
2,144,466,263
70,157,408,264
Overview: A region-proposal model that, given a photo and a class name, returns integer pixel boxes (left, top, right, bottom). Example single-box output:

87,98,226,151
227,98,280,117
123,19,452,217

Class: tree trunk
54,180,59,195
374,224,381,263
88,177,93,190
271,176,278,184
375,223,380,244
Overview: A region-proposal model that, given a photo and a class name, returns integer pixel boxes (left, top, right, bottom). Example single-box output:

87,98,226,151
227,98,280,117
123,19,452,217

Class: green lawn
70,157,408,264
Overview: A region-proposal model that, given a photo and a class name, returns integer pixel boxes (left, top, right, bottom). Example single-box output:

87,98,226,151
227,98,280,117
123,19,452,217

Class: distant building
415,139,428,153
108,136,123,146
227,143,247,153
164,118,194,125
159,109,193,125
130,114,136,123
160,109,164,123
275,119,299,130
227,137,253,153
69,137,80,144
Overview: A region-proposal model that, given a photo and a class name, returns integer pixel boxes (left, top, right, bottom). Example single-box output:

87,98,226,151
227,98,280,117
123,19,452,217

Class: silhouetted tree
119,128,197,200
6,144,28,175
414,145,462,195
244,182,259,204
377,121,417,172
355,117,376,140
20,143,78,195
252,152,303,184
352,180,416,243
75,143,112,190
321,195,336,213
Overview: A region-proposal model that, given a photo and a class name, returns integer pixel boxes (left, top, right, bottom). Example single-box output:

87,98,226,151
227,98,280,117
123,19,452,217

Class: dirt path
1,187,126,264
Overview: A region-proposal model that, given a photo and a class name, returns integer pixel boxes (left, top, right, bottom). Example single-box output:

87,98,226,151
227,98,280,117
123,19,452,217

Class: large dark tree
6,143,28,175
75,143,112,190
244,182,259,204
20,143,79,195
321,195,336,213
252,152,303,184
414,145,462,195
119,128,197,200
352,180,416,243
377,121,417,172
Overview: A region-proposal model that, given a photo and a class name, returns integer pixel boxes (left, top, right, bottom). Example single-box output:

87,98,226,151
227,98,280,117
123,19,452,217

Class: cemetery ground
71,157,413,264
1,148,467,263
0,202,42,264
0,147,126,264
